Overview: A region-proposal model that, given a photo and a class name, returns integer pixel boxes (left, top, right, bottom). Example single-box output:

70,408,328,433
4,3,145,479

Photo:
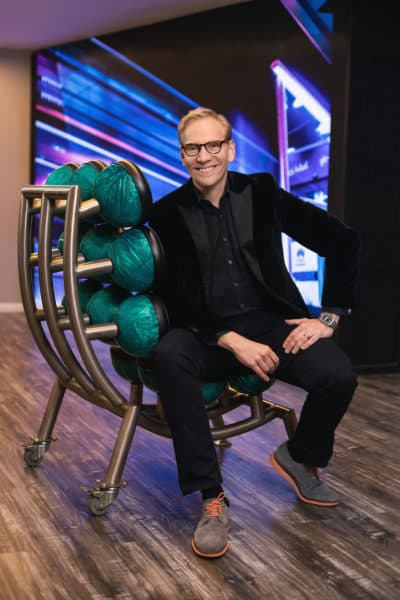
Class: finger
283,332,300,352
264,357,278,373
296,330,319,351
290,339,304,354
284,319,304,325
288,332,312,354
283,333,294,347
251,364,271,382
264,350,280,370
256,358,270,373
257,352,278,373
283,325,304,343
299,336,317,351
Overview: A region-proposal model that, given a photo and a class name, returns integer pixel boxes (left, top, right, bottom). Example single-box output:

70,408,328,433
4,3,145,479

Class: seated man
149,107,360,558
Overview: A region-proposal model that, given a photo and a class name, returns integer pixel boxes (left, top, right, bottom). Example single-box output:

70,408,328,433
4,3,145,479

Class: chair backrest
18,159,168,414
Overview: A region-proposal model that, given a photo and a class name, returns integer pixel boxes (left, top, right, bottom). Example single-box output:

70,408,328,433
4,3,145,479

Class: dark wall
330,2,400,372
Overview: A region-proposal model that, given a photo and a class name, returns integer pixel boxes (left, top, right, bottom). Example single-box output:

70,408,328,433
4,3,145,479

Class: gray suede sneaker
192,492,230,558
270,442,340,507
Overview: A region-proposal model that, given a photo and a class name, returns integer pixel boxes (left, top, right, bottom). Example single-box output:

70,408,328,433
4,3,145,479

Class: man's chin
193,172,222,189
194,178,214,190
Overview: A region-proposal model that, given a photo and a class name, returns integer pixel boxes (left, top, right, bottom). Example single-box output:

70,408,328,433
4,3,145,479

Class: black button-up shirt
193,184,266,321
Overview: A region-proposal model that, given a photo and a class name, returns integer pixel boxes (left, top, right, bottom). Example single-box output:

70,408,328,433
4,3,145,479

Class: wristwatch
319,312,338,330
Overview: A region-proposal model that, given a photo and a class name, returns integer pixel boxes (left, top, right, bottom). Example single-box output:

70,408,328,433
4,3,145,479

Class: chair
18,159,298,516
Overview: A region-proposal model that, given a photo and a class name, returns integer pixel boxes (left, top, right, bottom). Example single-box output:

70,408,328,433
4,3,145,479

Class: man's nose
196,146,211,160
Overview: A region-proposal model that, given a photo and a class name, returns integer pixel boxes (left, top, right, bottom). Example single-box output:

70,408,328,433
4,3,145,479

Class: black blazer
149,171,360,334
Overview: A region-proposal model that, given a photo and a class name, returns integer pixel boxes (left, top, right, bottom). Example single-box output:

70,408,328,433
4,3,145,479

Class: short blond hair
177,107,232,143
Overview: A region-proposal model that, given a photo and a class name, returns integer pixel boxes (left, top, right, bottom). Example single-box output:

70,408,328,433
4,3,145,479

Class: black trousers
152,311,357,495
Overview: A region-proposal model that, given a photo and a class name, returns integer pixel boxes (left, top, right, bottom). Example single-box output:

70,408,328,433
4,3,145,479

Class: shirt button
222,237,228,242
227,259,233,265
233,282,239,287
239,303,246,309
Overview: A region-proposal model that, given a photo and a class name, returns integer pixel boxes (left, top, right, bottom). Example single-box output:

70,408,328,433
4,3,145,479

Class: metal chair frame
18,184,298,515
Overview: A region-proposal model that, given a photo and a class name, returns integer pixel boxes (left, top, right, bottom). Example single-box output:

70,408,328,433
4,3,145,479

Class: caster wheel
87,495,111,516
24,446,44,467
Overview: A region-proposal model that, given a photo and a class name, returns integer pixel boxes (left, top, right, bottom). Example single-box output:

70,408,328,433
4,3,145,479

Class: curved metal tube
18,188,69,383
138,410,269,440
63,186,126,409
137,393,268,440
38,190,96,395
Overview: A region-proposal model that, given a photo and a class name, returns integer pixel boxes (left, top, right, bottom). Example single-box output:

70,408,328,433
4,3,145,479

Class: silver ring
304,333,311,339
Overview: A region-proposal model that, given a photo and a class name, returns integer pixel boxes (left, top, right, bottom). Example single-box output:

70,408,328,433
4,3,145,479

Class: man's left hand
283,317,337,354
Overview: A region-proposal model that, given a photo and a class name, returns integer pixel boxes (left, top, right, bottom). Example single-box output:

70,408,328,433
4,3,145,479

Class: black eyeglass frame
181,137,231,157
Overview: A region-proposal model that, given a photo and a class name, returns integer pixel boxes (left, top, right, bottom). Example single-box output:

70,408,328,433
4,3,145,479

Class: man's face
180,116,235,194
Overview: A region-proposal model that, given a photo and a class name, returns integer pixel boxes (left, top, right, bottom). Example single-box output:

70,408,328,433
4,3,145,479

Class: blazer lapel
177,201,210,288
229,185,266,289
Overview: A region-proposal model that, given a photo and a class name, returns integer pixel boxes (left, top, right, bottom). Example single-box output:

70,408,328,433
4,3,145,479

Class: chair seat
110,346,270,404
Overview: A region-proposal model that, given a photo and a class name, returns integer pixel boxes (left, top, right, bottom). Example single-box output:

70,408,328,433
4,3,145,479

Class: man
149,107,360,559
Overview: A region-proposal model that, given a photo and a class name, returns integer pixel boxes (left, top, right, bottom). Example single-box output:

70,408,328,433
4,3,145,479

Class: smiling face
180,116,235,202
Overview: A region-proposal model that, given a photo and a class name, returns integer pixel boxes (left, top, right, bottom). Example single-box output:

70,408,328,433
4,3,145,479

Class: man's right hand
217,331,279,382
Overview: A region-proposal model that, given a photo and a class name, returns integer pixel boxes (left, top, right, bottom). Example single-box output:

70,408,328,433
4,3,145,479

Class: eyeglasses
181,138,231,157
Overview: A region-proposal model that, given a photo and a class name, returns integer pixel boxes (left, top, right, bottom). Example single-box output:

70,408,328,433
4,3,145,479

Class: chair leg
210,415,232,448
23,377,65,467
282,407,298,439
263,400,298,439
87,403,141,515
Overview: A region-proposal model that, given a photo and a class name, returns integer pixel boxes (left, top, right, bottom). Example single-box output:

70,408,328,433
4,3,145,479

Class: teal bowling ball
70,160,106,201
201,381,226,405
71,160,106,224
108,226,165,293
136,363,159,392
61,279,103,313
110,346,141,384
136,364,224,404
57,232,64,253
228,372,272,395
79,224,119,282
79,224,119,260
86,285,130,326
45,162,79,186
115,293,169,358
57,222,91,254
93,160,152,227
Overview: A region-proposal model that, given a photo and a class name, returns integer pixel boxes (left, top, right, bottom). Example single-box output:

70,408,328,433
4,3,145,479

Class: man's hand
217,331,279,382
283,317,339,354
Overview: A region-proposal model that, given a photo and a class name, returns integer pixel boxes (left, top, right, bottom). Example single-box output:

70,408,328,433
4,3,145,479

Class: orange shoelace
205,492,225,517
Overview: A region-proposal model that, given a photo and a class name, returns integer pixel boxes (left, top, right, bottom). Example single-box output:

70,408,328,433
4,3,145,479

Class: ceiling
0,0,249,51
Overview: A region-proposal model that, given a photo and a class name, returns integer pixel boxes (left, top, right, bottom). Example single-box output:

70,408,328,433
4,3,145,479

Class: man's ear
180,148,186,166
227,139,236,163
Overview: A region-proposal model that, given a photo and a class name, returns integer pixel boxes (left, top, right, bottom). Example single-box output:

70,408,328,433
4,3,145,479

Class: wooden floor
1,314,399,599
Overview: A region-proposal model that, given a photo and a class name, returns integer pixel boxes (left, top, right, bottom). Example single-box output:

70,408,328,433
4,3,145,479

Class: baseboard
0,302,24,312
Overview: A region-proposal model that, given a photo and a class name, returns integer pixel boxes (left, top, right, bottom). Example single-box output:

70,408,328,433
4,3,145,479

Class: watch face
320,313,337,328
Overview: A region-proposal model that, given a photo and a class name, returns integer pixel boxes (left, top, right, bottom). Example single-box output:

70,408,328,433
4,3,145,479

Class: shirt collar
192,177,230,209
